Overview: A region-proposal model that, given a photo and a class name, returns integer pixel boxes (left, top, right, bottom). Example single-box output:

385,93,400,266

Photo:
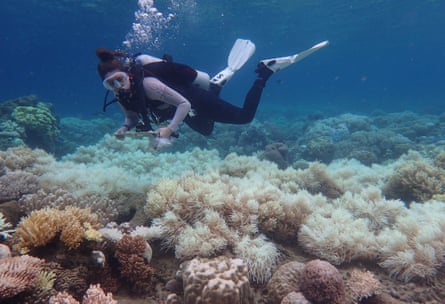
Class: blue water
1,0,444,117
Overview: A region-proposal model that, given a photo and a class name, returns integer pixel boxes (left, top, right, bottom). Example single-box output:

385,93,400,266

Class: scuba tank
135,54,211,91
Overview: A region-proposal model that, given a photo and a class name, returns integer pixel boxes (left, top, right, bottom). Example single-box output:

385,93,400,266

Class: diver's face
103,71,131,92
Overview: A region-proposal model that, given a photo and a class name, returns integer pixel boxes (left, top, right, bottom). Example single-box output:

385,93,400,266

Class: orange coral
14,207,100,252
0,255,44,299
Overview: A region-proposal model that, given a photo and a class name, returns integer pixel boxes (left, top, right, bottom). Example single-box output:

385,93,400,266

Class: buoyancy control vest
103,54,212,131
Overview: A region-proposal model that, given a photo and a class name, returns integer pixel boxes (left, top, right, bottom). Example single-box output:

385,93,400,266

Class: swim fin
260,40,329,73
210,38,256,87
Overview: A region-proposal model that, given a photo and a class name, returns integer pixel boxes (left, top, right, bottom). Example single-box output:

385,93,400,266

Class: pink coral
300,259,345,304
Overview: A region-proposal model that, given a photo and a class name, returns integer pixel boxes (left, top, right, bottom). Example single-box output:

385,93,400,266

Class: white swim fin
260,40,329,72
210,38,256,87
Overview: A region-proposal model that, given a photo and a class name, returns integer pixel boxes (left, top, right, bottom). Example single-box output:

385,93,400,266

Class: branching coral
0,255,44,299
115,235,154,293
14,207,100,252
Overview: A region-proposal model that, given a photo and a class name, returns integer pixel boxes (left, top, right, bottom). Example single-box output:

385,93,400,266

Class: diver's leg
191,75,268,125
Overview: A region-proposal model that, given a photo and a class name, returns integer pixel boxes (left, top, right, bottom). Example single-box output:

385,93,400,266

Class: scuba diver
97,39,328,149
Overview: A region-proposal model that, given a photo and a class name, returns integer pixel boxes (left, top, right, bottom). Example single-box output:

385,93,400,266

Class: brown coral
300,259,345,304
181,256,255,304
14,207,100,252
115,235,154,293
281,292,310,304
0,255,44,299
266,261,306,303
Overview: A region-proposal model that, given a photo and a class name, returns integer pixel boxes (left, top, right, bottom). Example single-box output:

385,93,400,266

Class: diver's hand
156,127,173,139
114,126,128,139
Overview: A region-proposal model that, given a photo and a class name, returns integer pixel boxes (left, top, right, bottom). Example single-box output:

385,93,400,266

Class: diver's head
96,47,127,80
102,71,131,92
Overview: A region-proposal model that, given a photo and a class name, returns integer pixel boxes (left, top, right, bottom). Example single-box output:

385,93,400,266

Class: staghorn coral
300,259,345,304
14,207,100,253
115,235,154,293
0,255,44,299
266,261,306,303
181,256,255,304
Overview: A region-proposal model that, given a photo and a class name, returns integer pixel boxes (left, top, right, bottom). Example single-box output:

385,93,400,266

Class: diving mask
103,71,130,91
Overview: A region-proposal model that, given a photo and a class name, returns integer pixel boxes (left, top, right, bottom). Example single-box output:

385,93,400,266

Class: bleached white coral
298,208,378,265
233,234,281,284
377,200,445,281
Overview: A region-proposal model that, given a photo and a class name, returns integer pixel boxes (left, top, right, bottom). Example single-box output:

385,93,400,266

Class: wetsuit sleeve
142,77,191,132
119,103,139,129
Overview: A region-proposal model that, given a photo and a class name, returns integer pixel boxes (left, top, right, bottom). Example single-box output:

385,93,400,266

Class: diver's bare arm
143,77,191,132
118,103,138,130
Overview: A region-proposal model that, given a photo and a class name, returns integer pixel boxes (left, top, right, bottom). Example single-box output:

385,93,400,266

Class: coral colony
1,100,445,303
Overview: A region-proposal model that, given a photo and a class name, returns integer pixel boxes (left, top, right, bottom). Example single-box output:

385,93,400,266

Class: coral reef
180,256,255,304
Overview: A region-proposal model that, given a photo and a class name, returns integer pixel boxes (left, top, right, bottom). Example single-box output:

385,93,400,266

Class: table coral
181,256,255,304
